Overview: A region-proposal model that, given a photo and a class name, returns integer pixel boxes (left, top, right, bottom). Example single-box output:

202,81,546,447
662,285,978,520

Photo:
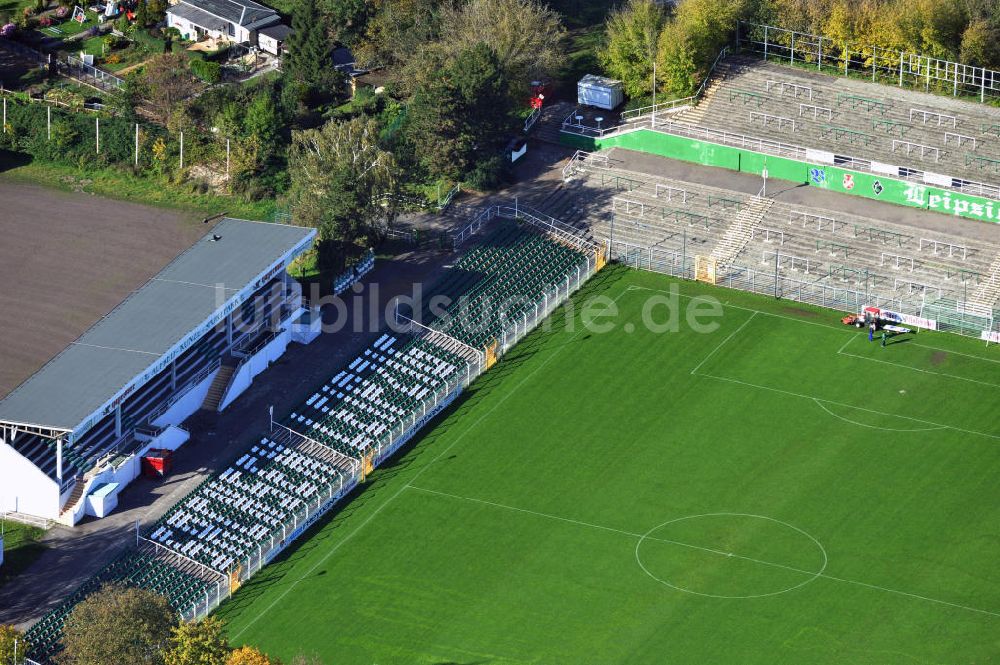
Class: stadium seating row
26,551,212,662
565,156,1000,311
682,56,1000,186
25,221,592,663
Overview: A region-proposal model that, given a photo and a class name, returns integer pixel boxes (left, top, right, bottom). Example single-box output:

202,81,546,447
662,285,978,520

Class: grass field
217,266,1000,664
1,520,46,589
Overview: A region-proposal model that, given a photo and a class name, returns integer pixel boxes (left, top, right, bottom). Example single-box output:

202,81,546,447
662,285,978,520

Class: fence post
47,105,51,140
763,25,768,61
95,116,99,154
180,130,184,170
134,123,139,166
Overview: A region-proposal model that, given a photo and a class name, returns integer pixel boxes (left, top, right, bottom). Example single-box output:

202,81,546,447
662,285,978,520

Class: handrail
620,46,731,123
524,106,542,132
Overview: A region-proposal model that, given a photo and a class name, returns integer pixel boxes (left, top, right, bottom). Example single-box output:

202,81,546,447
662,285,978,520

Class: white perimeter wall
0,440,60,520
151,368,218,430
219,329,290,411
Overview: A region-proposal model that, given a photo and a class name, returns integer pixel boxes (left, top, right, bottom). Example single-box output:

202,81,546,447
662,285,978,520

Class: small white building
258,23,291,56
166,0,285,48
577,74,624,111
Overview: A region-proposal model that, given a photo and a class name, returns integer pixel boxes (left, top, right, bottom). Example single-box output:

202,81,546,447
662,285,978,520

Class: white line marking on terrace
689,311,757,375
838,350,1000,388
232,287,630,639
811,399,947,433
409,485,1000,618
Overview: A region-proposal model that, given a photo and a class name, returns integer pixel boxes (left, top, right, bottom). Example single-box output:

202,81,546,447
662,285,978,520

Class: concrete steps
673,62,731,126
201,364,235,412
58,479,86,518
712,196,773,264
531,101,576,146
967,251,1000,312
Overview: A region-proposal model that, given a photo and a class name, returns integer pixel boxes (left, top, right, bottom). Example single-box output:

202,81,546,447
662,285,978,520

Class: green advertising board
563,127,1000,224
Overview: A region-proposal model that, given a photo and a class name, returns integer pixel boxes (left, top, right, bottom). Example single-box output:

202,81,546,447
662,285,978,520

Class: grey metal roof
0,218,314,433
167,3,229,32
258,23,291,40
173,0,277,28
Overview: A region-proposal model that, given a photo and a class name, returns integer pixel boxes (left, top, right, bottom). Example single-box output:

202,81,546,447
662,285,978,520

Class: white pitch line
231,287,631,639
626,284,855,332
910,342,1000,365
690,311,758,375
811,399,946,433
698,372,1000,441
408,485,1000,619
838,350,1000,389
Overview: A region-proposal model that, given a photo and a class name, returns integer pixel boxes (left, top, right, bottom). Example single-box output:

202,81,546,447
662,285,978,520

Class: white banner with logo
981,330,1000,343
867,306,938,330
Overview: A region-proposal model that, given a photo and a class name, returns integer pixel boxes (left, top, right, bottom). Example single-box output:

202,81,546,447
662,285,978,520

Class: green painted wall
560,128,1000,224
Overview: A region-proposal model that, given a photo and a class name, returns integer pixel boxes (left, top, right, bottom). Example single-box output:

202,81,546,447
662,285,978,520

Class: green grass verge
217,266,1000,664
0,520,46,588
0,151,278,221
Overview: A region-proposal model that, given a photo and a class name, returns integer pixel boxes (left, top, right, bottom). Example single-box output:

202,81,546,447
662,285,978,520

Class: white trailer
577,74,624,110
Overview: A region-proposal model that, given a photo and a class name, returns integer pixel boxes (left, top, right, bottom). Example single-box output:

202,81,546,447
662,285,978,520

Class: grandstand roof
0,218,314,434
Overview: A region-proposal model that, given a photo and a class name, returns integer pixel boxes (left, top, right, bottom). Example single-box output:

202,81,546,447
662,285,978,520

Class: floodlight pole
226,138,230,178
134,123,139,166
95,116,99,154
47,105,51,140
179,130,184,170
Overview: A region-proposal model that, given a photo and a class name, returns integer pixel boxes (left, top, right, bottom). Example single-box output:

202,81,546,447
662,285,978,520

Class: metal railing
452,201,600,252
524,106,541,132
737,22,1000,104
621,46,732,124
173,230,601,624
609,240,997,337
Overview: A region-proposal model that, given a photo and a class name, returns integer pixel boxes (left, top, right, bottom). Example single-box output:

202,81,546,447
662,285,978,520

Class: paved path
0,242,465,629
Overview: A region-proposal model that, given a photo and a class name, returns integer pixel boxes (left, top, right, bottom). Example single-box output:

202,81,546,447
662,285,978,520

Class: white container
578,75,624,110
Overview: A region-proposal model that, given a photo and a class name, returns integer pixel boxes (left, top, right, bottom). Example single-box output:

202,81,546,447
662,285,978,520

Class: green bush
190,58,221,83
132,29,166,54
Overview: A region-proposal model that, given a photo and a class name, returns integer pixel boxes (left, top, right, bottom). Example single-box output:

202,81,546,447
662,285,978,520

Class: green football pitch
217,266,1000,664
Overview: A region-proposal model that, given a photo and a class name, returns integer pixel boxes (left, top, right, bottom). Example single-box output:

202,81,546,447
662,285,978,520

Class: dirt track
0,178,203,399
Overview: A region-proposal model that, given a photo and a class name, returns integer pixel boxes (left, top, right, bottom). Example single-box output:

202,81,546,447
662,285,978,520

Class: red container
142,448,174,479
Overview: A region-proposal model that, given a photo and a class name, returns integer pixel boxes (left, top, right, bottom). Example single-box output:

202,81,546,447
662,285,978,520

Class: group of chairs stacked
23,222,592,664
290,333,467,457
695,56,1000,184
26,551,211,662
424,222,590,348
149,437,349,572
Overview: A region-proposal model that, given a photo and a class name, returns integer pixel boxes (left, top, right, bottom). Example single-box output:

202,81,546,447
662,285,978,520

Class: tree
437,0,565,85
57,583,176,665
285,0,339,99
226,646,277,665
655,0,750,97
326,0,372,44
961,18,1000,68
0,624,30,665
287,114,398,248
243,92,280,164
163,617,229,665
405,43,514,182
143,53,193,124
135,0,149,28
599,0,668,98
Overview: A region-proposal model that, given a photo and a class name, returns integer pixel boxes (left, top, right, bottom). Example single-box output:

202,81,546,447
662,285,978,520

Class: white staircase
711,196,773,264
967,251,1000,313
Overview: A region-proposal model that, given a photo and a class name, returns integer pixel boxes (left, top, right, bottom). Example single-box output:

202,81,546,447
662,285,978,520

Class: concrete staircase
201,364,235,412
530,101,576,145
59,478,86,518
711,196,773,264
967,251,1000,313
673,62,731,126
